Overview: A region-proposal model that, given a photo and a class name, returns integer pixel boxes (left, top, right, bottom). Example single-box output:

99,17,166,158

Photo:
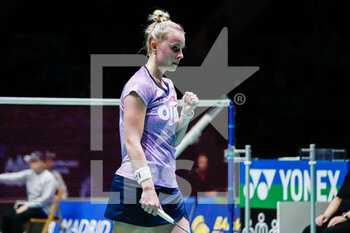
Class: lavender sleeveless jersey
116,66,179,188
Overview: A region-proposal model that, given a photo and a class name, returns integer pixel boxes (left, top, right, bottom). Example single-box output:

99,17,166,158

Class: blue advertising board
45,160,348,233
48,200,240,233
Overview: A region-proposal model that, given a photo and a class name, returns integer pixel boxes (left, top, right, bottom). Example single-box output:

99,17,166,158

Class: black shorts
104,174,189,227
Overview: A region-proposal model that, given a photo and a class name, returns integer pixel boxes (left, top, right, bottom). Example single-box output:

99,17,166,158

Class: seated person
45,151,68,198
188,154,218,197
302,170,350,233
0,151,56,233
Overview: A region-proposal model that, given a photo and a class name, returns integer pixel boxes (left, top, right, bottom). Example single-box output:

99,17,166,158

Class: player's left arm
175,92,199,146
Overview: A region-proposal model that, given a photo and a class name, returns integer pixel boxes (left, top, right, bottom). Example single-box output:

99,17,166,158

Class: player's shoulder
42,169,56,181
52,170,64,180
123,66,155,95
21,169,33,176
127,66,153,86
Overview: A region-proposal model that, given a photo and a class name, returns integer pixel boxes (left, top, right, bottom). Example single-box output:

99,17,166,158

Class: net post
310,144,316,233
244,145,252,233
228,100,235,233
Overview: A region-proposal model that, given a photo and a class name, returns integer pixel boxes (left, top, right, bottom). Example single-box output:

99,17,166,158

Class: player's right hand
315,214,329,226
140,179,162,216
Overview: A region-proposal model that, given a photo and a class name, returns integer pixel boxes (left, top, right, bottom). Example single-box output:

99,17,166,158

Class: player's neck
145,60,164,83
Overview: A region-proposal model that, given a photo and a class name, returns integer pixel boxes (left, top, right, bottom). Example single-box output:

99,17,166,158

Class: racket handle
157,208,175,224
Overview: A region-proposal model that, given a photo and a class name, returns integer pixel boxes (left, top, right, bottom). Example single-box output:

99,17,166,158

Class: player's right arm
315,196,341,226
0,169,30,185
123,92,161,216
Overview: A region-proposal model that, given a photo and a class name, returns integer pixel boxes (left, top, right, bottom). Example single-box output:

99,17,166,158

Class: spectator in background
189,154,218,197
45,151,68,198
0,151,56,233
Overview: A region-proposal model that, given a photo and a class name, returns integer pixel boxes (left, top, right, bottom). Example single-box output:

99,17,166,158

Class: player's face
156,28,185,72
30,159,46,173
45,158,54,170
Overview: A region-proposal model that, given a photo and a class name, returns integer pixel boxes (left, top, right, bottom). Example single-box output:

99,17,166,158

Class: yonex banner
239,160,350,209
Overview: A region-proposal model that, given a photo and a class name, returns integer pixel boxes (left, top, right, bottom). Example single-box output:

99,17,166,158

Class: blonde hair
144,10,185,57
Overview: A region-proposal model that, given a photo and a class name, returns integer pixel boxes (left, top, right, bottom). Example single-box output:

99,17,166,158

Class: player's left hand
327,216,347,227
181,91,199,115
16,205,28,214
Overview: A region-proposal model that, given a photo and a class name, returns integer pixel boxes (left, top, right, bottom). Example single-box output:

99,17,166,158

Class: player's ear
151,40,157,53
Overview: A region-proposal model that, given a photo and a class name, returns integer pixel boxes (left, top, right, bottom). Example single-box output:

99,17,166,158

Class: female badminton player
104,9,198,233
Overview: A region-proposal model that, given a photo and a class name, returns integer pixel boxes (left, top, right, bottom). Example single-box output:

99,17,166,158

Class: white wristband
181,110,194,120
134,166,152,185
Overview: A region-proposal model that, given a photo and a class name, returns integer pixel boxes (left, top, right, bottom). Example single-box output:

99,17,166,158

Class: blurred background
0,0,349,198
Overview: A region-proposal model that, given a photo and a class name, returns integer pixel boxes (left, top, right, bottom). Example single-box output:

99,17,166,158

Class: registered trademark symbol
234,93,246,105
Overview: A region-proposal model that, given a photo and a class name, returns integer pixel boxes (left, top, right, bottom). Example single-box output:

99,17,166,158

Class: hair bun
149,10,170,23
